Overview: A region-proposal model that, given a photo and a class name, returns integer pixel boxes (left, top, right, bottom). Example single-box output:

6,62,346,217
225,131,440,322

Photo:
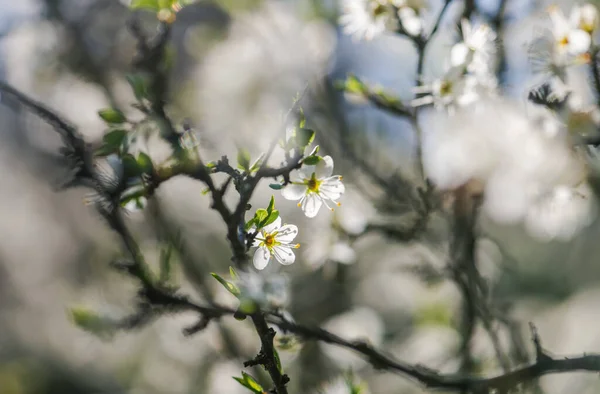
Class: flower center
559,35,569,47
439,80,453,96
264,234,275,248
307,173,321,193
370,1,387,17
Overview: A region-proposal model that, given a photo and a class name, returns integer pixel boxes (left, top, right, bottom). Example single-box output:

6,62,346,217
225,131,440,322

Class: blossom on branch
252,216,299,270
281,156,345,218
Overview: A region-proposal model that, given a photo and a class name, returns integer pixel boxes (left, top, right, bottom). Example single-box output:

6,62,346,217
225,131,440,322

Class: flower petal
273,245,296,265
281,183,306,201
319,176,345,200
253,246,271,270
263,216,282,233
299,165,316,180
275,224,298,243
567,29,591,55
315,155,334,178
301,193,323,218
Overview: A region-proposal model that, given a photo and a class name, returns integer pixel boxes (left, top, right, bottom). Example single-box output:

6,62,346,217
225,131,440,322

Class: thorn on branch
529,322,552,363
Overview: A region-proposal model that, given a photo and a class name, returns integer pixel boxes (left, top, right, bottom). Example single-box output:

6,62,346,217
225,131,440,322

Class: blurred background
2,0,600,393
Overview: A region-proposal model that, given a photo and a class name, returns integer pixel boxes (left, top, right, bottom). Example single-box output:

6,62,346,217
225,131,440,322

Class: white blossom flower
529,5,594,79
281,155,345,218
412,66,481,111
572,4,599,35
452,19,497,76
339,0,397,40
252,216,299,270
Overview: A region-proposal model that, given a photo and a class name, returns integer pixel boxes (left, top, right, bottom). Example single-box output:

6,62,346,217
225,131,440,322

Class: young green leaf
298,107,306,128
159,243,173,284
126,74,148,101
211,273,240,298
273,349,283,375
229,266,238,281
262,210,279,227
98,108,127,124
233,372,264,394
68,306,115,339
136,152,154,175
269,183,283,190
249,153,265,173
130,0,159,10
102,129,127,148
254,209,268,225
303,155,321,165
122,154,141,178
267,195,275,214
295,128,315,148
237,148,251,171
307,145,320,157
244,218,256,231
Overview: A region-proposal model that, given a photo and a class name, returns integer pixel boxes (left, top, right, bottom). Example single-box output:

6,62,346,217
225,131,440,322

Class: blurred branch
590,46,600,108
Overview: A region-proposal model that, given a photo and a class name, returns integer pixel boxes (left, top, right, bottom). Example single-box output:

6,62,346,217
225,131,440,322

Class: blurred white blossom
339,0,397,41
281,156,345,218
424,98,596,240
529,4,597,80
252,216,300,270
413,20,497,112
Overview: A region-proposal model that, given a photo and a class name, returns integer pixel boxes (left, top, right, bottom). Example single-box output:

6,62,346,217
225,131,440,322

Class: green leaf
94,143,119,157
102,129,127,149
229,266,238,281
254,209,268,226
238,298,258,315
242,372,264,393
98,108,127,124
307,145,320,157
262,210,279,227
237,148,251,171
298,107,306,128
267,195,275,214
249,153,265,173
244,218,256,231
295,128,315,148
233,372,264,394
273,349,283,375
269,183,283,190
303,155,321,165
126,74,148,101
122,154,141,178
211,273,240,298
68,306,114,339
130,0,159,10
136,152,154,175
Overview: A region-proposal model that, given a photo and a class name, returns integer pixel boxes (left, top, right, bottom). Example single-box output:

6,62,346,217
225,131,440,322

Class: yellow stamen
292,243,300,249
336,202,342,207
264,234,275,247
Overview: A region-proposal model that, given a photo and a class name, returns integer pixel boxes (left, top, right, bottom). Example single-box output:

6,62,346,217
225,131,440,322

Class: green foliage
136,152,154,175
211,272,241,298
269,183,283,190
68,306,115,339
295,128,316,148
245,196,279,230
126,73,148,101
237,148,252,171
303,155,321,165
232,372,265,394
130,0,160,11
98,108,127,124
95,129,127,156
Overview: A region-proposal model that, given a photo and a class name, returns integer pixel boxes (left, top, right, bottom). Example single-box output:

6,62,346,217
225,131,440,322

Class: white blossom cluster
412,19,498,112
339,0,427,40
424,98,596,241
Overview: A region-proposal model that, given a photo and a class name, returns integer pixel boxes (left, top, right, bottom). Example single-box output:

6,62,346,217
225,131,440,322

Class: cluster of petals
339,0,426,40
412,19,497,112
